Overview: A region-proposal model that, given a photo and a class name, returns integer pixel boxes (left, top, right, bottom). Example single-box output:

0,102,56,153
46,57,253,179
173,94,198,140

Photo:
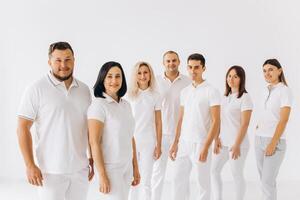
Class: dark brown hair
187,53,205,66
48,42,74,58
263,59,287,86
225,65,247,98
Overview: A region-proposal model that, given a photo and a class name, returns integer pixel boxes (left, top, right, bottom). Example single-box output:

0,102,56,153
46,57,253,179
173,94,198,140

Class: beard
53,71,73,81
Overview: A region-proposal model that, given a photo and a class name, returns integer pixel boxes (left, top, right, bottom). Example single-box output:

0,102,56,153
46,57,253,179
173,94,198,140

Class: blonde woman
128,62,162,200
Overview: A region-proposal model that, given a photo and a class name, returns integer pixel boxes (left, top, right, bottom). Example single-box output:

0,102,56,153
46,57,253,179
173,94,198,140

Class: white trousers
255,136,286,200
129,141,155,200
151,135,173,200
211,146,249,200
97,161,132,200
37,167,89,200
171,140,211,200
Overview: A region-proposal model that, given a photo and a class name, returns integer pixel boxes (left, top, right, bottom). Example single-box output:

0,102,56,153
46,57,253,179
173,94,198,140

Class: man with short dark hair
17,42,94,200
169,53,221,200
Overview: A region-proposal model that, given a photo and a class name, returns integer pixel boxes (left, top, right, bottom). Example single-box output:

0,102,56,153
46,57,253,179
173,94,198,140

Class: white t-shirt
128,89,162,146
18,72,91,174
256,82,293,139
220,92,253,148
180,81,221,143
156,73,191,136
87,93,135,168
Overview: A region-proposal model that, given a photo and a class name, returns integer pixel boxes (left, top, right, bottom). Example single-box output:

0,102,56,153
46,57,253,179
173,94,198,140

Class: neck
192,78,204,87
139,84,149,90
270,80,280,86
165,71,179,82
231,87,239,93
106,92,119,102
64,77,73,90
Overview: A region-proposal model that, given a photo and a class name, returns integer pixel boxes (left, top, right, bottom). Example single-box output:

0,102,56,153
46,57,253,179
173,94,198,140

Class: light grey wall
1,0,299,181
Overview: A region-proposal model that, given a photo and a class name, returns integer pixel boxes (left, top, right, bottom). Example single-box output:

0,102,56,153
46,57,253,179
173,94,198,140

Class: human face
137,65,151,89
163,53,180,73
48,49,74,81
187,60,205,82
263,64,282,85
104,67,122,96
227,69,240,91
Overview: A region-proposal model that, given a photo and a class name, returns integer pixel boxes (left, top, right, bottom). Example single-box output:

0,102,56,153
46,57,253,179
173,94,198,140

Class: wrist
25,161,36,169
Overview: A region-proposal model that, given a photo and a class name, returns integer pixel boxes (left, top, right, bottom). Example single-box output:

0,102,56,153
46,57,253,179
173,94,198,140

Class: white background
0,0,299,184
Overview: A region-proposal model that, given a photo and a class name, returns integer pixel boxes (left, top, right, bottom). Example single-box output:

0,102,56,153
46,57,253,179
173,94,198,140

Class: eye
138,72,141,75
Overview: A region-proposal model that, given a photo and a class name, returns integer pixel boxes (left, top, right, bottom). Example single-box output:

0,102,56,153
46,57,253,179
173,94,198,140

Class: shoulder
240,92,250,99
24,75,49,94
182,84,192,93
280,84,292,95
180,74,191,83
206,83,219,93
75,79,90,93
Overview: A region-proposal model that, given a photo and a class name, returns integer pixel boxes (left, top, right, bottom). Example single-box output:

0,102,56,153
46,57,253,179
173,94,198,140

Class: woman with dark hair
212,66,253,200
255,59,292,200
87,61,140,200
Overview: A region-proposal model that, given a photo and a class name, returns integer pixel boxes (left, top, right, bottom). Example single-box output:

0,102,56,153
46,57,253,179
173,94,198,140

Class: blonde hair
128,61,157,99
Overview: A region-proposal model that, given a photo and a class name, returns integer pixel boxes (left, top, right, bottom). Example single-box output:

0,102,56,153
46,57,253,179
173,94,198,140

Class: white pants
151,135,173,200
171,140,211,200
37,167,89,200
211,146,249,200
97,161,133,200
255,136,286,200
129,141,155,200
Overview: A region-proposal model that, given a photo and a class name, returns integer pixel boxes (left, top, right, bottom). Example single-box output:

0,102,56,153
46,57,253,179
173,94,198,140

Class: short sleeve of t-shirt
18,85,39,121
87,99,106,122
280,87,293,108
241,93,253,111
154,92,162,110
208,87,221,107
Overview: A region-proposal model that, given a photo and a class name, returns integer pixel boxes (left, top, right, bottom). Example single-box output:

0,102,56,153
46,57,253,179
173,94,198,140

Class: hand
26,164,43,186
230,144,241,160
199,147,209,162
265,142,276,156
88,158,95,181
213,138,222,154
99,173,110,194
131,164,140,186
169,143,178,161
153,145,162,160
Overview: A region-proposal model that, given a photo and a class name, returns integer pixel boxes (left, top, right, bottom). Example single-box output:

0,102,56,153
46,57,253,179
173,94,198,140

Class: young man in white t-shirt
152,51,191,200
17,42,94,200
169,53,221,200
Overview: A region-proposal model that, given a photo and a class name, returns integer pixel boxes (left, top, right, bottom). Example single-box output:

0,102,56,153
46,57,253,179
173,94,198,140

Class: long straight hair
225,65,247,98
128,61,156,99
263,59,288,86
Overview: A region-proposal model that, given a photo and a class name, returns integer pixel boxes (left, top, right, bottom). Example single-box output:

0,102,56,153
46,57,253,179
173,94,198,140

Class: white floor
0,178,299,200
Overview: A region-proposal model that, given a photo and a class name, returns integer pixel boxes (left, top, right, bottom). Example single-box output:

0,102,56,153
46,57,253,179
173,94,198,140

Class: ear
202,65,206,72
48,59,51,66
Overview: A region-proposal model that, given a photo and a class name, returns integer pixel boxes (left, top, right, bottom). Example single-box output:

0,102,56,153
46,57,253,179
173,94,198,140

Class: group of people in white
17,41,293,200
